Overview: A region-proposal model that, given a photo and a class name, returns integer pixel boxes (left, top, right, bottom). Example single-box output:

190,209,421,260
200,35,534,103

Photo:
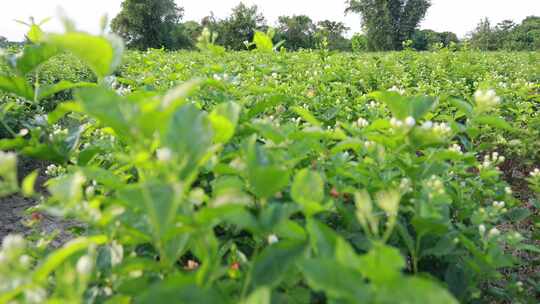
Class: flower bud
76,255,94,276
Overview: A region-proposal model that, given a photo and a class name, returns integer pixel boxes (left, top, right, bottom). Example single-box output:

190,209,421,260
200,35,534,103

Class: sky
1,0,539,41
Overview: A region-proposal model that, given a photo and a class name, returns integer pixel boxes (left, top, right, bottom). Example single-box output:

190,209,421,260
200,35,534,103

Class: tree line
1,0,538,52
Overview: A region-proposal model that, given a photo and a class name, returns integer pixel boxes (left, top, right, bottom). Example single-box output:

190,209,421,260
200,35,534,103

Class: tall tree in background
111,0,184,50
469,16,540,51
345,0,431,50
411,29,458,50
217,3,266,50
276,15,317,50
315,20,352,51
469,18,496,50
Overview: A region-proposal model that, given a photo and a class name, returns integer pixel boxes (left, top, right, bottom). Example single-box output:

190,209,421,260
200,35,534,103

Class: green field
0,30,539,303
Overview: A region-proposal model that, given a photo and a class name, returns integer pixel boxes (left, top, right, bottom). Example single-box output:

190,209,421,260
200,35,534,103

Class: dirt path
0,157,75,246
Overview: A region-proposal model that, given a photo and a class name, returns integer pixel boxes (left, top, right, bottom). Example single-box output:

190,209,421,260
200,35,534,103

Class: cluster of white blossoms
474,89,501,112
492,201,506,209
51,124,68,137
364,140,376,149
45,164,66,177
354,117,369,128
530,168,540,178
33,114,47,126
213,73,230,81
388,86,406,95
390,116,416,130
426,175,445,197
0,234,31,271
399,178,413,193
448,143,463,154
478,224,501,239
366,101,379,110
479,152,505,170
420,121,452,136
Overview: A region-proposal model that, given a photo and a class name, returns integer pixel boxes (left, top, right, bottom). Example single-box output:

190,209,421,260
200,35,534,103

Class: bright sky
1,0,539,41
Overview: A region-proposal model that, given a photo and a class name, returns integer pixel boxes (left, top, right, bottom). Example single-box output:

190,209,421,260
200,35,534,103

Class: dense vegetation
0,20,539,304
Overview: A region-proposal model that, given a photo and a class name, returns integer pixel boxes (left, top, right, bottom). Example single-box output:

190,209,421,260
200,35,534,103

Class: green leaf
137,274,224,304
504,208,531,222
47,172,86,205
250,240,305,288
292,106,321,127
37,80,95,100
0,75,34,100
0,151,18,197
117,181,179,241
22,170,38,197
370,91,436,120
253,31,274,52
358,243,405,285
76,87,135,139
47,32,123,78
298,258,370,302
246,137,290,198
209,101,241,144
449,97,473,116
13,43,60,75
164,103,214,178
291,169,324,214
474,115,513,131
412,217,449,237
27,24,45,43
244,287,271,304
47,101,84,124
306,219,338,258
33,235,108,282
377,277,458,304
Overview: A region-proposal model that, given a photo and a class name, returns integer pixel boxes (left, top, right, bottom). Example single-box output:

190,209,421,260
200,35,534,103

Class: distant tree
217,3,266,50
201,13,221,34
412,29,458,50
170,21,203,50
345,0,431,51
316,20,351,51
275,15,317,50
469,18,498,50
351,33,368,52
512,16,540,50
0,36,7,47
111,0,184,50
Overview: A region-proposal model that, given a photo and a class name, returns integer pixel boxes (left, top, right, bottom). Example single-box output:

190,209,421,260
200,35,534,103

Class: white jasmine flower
478,224,486,235
25,288,47,304
76,255,94,276
390,117,403,128
267,234,279,245
156,147,173,162
421,121,433,129
19,254,31,267
404,116,416,127
488,227,500,238
389,86,405,95
18,128,29,136
449,143,462,154
474,89,501,112
356,117,369,128
2,234,25,252
492,201,505,209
